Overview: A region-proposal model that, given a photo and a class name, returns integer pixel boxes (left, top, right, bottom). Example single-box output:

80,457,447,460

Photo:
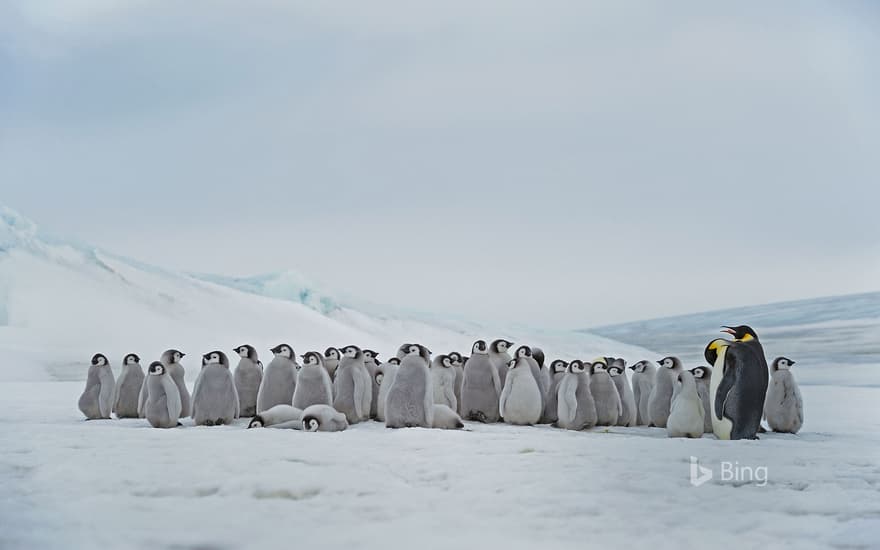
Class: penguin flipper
352,369,366,419
714,354,738,422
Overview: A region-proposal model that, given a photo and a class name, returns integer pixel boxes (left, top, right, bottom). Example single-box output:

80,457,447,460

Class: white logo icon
690,456,713,487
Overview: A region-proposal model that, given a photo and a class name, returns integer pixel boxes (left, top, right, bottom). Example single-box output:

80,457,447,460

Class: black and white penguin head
301,351,324,367
550,360,568,374
375,371,385,385
610,357,626,369
608,365,624,377
491,339,514,354
690,366,711,380
325,347,340,360
387,357,400,366
721,325,759,343
123,353,140,366
448,352,463,366
704,338,733,365
658,357,680,370
91,353,109,367
629,360,647,373
340,345,362,359
248,416,265,429
363,349,379,361
471,340,489,355
147,361,165,376
436,354,453,368
772,357,796,371
271,344,294,359
160,349,185,365
514,345,532,359
532,347,545,368
303,416,321,432
568,360,586,374
675,371,694,387
235,345,258,361
202,351,229,367
400,344,431,363
591,358,608,374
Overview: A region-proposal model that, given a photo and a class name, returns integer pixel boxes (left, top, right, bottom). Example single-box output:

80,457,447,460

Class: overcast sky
2,1,878,328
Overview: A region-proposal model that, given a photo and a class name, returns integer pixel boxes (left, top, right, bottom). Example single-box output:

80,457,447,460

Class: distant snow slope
0,206,648,382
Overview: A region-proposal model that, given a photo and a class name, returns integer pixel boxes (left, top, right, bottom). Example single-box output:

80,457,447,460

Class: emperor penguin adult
556,360,597,430
333,345,371,423
233,345,262,418
144,362,182,429
375,357,400,423
589,358,622,426
630,360,656,426
666,370,705,438
764,357,803,434
705,325,769,440
540,360,568,424
431,354,458,411
192,351,239,426
256,344,297,414
162,349,191,419
608,358,637,427
647,357,682,428
293,351,333,410
323,347,341,381
489,339,514,388
385,344,434,428
514,346,548,413
690,366,713,433
78,353,116,420
499,356,543,425
460,340,503,423
363,349,382,419
113,353,144,418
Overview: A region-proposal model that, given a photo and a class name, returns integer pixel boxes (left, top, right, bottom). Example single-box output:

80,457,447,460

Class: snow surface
2,205,879,549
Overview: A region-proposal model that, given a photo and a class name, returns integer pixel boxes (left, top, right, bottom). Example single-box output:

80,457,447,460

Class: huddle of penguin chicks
77,338,803,438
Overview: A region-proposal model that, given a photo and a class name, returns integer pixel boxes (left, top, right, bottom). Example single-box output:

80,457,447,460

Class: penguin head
514,345,532,359
303,416,320,432
301,351,324,367
590,359,608,374
471,340,489,355
340,345,362,359
324,347,340,360
436,354,453,368
506,358,520,370
248,416,265,429
400,344,431,363
531,348,545,368
123,353,140,366
568,360,586,374
704,339,733,365
550,360,568,374
375,370,385,385
491,339,514,354
235,345,257,361
772,357,796,371
147,361,165,376
675,371,695,388
387,357,400,366
363,349,379,361
610,357,626,369
271,344,294,359
690,366,711,380
608,365,623,377
629,360,648,373
721,325,759,342
160,349,185,365
448,352,463,366
658,357,680,370
202,351,229,367
91,353,109,367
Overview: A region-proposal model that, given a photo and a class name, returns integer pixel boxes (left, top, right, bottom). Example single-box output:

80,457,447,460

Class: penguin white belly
709,348,733,440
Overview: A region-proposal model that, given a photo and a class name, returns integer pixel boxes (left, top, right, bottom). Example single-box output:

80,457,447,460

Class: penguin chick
556,360,597,430
302,404,348,432
256,344,297,414
248,404,303,428
363,349,381,419
607,358,637,427
489,339,514,388
431,404,464,429
540,360,568,424
764,357,803,434
690,366,713,433
293,351,333,410
192,351,239,426
431,354,458,411
667,371,705,438
113,353,144,419
589,358,622,426
233,345,262,418
448,352,465,414
375,357,400,422
460,340,502,423
385,344,434,428
647,356,682,428
144,362,182,428
323,347,341,380
514,345,548,413
630,360,657,426
333,345,371,423
78,353,116,420
499,356,543,425
157,349,191,419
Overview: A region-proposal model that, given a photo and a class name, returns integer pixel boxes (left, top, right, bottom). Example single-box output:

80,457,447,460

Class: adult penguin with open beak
704,325,769,440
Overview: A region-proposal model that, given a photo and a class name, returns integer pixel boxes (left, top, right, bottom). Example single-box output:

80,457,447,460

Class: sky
1,1,879,328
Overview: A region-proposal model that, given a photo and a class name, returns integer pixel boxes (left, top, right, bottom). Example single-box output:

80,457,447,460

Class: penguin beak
789,360,796,366
179,353,186,358
720,326,736,336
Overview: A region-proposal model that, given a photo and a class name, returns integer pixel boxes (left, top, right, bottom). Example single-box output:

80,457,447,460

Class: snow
2,205,879,549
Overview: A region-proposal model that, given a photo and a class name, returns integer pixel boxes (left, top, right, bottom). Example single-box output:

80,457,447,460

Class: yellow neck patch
737,333,755,343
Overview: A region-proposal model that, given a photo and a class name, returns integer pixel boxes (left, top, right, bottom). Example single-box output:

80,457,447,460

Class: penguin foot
205,420,215,426
758,426,768,434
